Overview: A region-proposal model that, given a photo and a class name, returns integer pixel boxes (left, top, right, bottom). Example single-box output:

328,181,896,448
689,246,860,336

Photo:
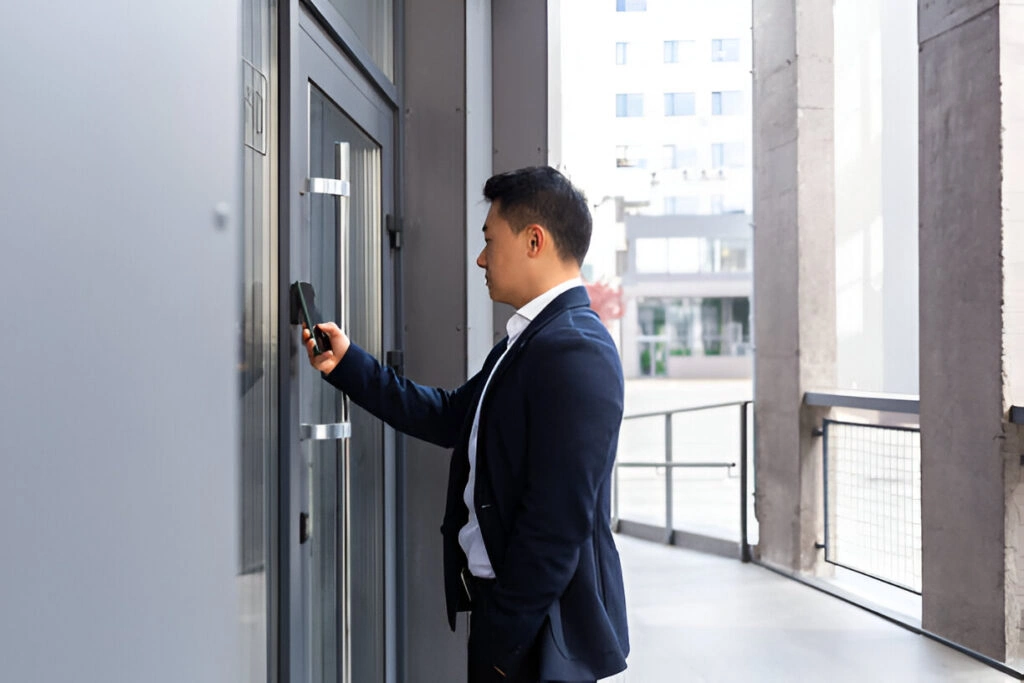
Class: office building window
662,144,698,169
712,142,745,168
616,0,646,11
663,196,699,215
616,93,644,117
636,296,752,375
616,42,628,65
663,40,694,63
616,144,646,168
664,92,695,116
712,38,740,61
712,90,743,115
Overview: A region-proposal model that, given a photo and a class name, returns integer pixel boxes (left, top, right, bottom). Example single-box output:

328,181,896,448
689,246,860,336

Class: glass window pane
664,92,695,116
616,93,644,117
616,42,628,65
712,142,745,168
328,0,394,80
664,40,676,63
712,38,740,61
617,0,647,11
712,90,743,115
663,196,699,215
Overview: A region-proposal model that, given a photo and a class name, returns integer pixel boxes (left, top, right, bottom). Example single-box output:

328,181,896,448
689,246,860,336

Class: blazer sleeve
323,342,484,448
476,326,624,671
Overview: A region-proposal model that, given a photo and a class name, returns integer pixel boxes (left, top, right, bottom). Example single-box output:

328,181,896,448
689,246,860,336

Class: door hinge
386,214,403,250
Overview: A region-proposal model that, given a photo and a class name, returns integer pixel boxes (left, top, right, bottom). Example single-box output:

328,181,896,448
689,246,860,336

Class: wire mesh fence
823,419,922,593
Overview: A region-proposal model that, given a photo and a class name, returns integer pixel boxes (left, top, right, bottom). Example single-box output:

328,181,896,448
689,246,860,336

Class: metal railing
612,400,753,561
807,390,922,593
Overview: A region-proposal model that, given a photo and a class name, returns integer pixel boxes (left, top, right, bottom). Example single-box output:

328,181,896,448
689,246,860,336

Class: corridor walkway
604,535,1018,683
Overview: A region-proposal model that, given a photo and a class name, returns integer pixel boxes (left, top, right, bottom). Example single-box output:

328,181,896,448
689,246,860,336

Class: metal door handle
300,422,352,441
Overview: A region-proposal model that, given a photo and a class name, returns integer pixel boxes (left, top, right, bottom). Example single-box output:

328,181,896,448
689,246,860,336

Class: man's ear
525,225,544,257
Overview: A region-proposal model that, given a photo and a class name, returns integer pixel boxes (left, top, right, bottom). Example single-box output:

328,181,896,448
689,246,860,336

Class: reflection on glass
328,0,394,80
308,84,385,683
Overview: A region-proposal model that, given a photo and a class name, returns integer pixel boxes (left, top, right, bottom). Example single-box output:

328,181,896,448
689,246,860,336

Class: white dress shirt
458,277,585,578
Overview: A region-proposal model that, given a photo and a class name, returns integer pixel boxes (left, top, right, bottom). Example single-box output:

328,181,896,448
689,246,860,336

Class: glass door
284,14,393,683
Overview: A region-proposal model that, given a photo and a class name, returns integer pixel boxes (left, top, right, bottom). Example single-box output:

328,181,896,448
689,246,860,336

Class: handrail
614,399,753,560
615,461,735,469
623,400,752,421
804,390,919,415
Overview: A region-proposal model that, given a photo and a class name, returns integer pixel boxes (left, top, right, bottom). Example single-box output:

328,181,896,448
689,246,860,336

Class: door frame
278,4,398,681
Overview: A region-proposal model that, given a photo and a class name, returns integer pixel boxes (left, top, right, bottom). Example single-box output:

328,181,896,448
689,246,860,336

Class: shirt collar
505,277,584,347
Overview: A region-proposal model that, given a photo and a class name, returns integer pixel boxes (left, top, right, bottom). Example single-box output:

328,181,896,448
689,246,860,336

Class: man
304,166,629,682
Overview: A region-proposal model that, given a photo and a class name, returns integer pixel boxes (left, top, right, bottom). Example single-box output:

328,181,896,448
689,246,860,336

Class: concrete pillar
1004,2,1024,664
919,0,1024,663
752,0,836,572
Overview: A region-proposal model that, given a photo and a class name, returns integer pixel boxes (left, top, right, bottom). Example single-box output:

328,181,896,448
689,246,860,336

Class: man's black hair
483,166,592,266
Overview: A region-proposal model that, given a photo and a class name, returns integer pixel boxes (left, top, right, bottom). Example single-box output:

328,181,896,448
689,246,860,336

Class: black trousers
465,573,595,683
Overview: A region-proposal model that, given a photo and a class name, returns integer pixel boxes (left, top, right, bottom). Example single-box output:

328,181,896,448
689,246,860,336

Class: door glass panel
327,0,394,79
306,83,384,683
239,0,273,680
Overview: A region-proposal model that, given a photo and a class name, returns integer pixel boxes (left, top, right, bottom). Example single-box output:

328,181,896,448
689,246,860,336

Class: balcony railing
807,390,922,593
612,400,753,561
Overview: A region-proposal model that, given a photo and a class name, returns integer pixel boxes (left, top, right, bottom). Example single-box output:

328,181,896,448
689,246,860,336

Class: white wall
0,4,242,681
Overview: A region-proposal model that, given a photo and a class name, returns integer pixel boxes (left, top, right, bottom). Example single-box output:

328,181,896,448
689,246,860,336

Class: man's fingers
316,321,342,338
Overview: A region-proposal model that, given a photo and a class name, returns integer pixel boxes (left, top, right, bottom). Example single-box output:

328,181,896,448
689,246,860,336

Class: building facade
556,0,754,379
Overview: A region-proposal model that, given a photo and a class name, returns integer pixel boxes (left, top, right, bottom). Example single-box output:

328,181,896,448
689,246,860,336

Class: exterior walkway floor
603,535,1018,683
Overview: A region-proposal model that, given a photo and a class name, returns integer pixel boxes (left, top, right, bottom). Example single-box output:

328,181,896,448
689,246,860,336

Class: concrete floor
601,535,1017,683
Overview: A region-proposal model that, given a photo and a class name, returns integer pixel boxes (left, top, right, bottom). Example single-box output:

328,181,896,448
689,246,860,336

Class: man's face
477,202,531,307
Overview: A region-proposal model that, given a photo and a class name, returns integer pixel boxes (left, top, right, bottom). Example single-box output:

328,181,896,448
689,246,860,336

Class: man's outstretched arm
303,322,482,448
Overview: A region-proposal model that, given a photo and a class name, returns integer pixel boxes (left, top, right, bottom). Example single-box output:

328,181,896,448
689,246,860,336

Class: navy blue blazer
324,286,629,679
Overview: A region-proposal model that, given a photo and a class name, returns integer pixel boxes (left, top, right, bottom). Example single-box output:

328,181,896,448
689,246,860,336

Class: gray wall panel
0,3,241,682
401,0,470,680
491,0,549,340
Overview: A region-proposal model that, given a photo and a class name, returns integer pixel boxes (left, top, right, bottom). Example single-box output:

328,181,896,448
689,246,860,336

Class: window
663,40,694,63
712,90,743,115
615,144,646,168
663,196,699,215
719,241,750,272
712,142,745,169
662,144,698,169
664,92,695,116
615,42,628,65
616,93,644,117
616,0,646,11
712,38,740,62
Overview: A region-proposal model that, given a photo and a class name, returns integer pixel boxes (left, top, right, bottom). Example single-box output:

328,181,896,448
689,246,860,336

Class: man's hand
303,321,350,375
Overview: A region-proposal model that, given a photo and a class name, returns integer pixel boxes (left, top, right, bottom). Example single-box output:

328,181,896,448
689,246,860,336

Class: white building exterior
555,0,754,378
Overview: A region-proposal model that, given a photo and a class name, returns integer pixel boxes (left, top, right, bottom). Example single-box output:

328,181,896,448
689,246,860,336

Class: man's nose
476,249,486,269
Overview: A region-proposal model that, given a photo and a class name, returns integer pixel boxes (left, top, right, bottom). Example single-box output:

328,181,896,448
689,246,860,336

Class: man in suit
304,166,629,682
